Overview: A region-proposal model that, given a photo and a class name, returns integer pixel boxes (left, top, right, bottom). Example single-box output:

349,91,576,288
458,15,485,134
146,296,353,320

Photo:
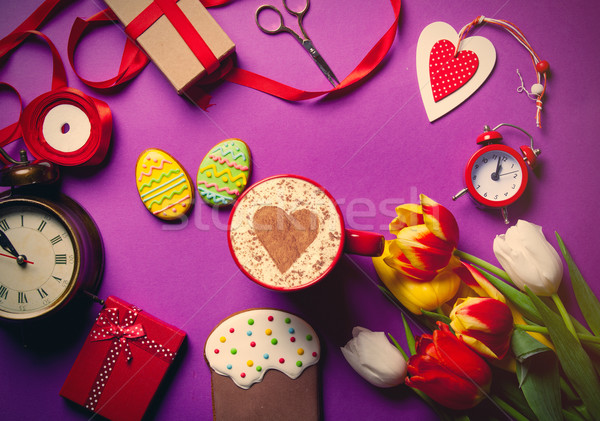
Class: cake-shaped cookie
205,309,321,420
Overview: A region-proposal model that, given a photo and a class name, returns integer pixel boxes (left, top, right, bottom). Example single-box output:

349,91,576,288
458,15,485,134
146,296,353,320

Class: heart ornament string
455,16,549,128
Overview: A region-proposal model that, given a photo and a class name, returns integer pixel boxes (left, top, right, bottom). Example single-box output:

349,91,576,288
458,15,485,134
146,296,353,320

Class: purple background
1,0,599,419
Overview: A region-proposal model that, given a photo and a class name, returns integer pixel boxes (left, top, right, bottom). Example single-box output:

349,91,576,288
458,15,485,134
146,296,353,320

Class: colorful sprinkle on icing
220,336,226,343
205,309,320,390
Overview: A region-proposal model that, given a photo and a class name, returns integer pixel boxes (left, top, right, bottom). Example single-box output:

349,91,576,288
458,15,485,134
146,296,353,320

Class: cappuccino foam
229,177,343,289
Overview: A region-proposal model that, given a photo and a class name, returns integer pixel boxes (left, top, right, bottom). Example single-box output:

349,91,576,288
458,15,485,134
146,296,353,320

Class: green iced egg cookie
197,139,252,207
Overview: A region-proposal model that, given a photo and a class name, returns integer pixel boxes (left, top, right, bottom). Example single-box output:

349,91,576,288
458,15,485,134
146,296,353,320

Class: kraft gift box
103,0,236,96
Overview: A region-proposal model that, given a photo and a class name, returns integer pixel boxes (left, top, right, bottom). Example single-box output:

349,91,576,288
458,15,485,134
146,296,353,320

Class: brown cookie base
210,365,320,421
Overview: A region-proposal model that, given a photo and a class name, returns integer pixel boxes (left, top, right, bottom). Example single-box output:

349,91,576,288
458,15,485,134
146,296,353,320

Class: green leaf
556,232,600,337
525,287,600,417
516,351,562,421
402,313,416,356
512,328,551,362
477,270,543,325
491,369,538,421
420,309,451,324
387,333,409,361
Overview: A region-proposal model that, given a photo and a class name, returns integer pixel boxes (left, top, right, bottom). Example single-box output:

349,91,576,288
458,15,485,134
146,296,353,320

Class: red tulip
406,322,492,410
450,297,514,360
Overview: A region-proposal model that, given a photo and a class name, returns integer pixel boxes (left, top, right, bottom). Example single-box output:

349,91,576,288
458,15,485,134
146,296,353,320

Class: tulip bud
406,323,492,410
450,297,514,360
493,220,563,296
341,327,407,388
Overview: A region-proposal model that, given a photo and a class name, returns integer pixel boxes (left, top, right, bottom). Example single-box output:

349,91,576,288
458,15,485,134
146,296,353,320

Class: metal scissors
255,0,340,87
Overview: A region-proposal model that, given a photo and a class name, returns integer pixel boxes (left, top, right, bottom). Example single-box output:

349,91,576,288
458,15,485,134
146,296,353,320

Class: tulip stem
491,395,530,421
514,324,600,344
551,293,580,343
453,250,512,284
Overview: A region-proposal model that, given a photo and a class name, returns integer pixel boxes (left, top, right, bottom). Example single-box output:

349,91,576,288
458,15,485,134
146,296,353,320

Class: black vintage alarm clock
0,148,104,321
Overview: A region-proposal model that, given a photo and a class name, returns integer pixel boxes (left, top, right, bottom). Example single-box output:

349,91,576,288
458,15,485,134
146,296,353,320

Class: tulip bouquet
341,194,600,421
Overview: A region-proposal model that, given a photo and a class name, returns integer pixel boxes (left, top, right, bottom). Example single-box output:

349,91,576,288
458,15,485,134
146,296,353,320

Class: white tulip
493,220,563,296
340,326,407,388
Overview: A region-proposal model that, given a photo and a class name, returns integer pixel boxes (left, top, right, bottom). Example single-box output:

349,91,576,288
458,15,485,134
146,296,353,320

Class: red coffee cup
227,175,384,291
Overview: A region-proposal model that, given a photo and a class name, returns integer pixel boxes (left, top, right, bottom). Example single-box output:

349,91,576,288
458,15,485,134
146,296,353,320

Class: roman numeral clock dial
0,158,104,321
0,204,76,315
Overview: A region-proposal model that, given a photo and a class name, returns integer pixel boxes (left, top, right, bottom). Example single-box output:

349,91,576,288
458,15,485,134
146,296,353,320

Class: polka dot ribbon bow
85,306,177,411
90,307,146,362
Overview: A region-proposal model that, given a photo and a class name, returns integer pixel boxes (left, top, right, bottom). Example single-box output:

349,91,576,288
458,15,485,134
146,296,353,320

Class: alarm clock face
465,144,528,208
0,202,79,319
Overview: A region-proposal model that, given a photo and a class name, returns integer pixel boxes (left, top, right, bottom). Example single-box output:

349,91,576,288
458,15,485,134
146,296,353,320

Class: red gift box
60,296,186,421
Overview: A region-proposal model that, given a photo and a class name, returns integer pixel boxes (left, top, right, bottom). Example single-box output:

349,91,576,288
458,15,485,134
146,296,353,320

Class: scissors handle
255,0,310,39
255,5,288,35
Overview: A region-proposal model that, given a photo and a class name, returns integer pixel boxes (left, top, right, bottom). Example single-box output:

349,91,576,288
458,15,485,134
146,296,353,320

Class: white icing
205,309,320,389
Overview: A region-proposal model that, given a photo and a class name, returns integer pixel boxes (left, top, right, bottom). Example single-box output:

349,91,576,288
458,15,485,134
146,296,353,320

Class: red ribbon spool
0,29,113,167
21,87,112,166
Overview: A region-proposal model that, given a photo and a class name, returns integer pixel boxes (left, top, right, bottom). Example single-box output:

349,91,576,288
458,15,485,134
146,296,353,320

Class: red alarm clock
452,123,540,223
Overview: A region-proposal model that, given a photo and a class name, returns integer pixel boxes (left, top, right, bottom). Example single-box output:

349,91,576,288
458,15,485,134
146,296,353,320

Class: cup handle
344,229,385,257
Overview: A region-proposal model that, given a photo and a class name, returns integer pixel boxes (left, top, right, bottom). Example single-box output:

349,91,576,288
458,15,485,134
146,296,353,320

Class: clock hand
0,252,34,265
491,156,502,181
0,229,20,257
499,170,519,176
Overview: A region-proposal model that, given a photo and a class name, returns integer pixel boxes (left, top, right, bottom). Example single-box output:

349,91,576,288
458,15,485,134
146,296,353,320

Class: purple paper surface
1,0,599,419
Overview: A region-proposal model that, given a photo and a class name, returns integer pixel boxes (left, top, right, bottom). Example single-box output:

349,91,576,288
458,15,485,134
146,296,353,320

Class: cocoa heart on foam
253,206,320,273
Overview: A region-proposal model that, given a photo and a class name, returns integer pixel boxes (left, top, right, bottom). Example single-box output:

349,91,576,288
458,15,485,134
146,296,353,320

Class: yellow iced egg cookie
135,149,193,221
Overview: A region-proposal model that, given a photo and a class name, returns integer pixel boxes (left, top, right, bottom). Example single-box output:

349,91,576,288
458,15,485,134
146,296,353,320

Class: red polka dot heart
429,39,479,102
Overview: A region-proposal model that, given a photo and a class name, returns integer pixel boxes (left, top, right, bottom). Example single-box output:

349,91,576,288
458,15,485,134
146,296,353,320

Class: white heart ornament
417,22,496,122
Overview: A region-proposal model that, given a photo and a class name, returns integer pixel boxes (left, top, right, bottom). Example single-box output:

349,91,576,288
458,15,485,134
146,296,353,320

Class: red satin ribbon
66,0,402,109
0,29,113,166
2,0,402,111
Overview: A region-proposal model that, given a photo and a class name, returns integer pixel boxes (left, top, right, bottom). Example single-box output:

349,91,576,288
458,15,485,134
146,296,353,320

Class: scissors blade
301,40,340,87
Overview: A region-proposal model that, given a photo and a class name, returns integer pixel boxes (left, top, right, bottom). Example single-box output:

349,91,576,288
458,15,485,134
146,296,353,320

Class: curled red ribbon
67,0,402,110
0,29,113,166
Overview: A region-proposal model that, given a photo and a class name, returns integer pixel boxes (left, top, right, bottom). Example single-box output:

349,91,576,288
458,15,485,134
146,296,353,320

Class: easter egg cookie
205,309,320,420
135,149,193,221
197,139,251,207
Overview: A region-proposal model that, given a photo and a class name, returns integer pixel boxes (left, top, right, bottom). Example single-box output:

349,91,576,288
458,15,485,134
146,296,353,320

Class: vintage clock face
465,144,528,208
0,193,103,321
0,201,79,319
